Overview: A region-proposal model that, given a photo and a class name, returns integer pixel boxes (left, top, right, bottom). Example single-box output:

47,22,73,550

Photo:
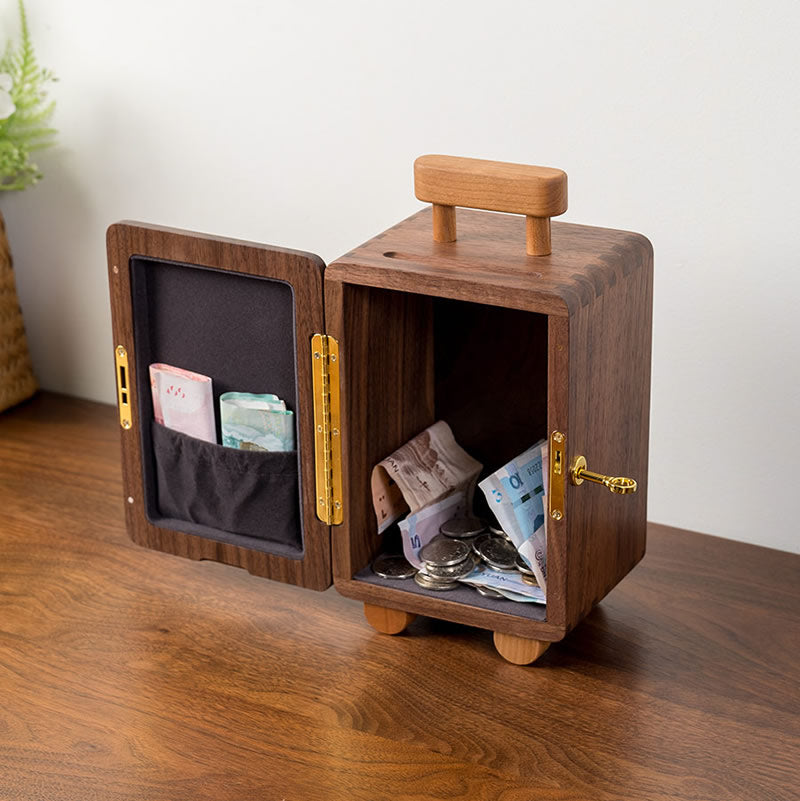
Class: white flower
0,73,16,120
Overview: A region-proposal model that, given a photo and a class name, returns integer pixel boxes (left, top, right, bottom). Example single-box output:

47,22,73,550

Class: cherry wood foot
363,603,417,635
493,632,550,665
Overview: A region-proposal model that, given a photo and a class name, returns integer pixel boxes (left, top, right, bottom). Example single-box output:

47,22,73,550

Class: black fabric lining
152,422,300,549
130,256,304,557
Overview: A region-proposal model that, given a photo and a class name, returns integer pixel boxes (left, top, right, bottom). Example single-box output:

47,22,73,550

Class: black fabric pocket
151,421,300,547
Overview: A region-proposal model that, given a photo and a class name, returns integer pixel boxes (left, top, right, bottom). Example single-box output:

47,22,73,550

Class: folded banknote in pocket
149,363,215,442
220,392,295,452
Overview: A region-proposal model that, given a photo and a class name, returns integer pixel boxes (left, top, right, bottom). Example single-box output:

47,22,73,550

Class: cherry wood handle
414,154,568,256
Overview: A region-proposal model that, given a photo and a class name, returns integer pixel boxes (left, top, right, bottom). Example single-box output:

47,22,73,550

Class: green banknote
220,392,295,452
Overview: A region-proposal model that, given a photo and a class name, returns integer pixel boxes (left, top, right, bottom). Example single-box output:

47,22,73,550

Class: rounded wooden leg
493,632,550,665
363,603,417,635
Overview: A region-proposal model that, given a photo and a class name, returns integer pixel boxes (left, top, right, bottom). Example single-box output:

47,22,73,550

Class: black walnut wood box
107,155,653,664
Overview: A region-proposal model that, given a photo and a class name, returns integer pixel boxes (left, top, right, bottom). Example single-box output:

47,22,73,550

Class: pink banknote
149,363,215,442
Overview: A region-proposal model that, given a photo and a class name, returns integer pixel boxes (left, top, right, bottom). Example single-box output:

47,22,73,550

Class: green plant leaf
0,0,57,190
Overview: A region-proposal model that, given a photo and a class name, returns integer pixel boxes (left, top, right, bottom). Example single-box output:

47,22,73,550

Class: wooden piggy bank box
107,156,653,664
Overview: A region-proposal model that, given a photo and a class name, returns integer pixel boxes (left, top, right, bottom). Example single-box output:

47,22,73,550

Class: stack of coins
473,532,518,571
457,521,539,601
414,536,475,591
369,514,539,602
440,515,486,544
489,524,512,542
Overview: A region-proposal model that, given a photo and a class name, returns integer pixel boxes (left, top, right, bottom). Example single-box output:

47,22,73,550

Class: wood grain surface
563,231,653,627
326,208,652,317
106,222,332,590
414,155,568,218
326,282,435,584
413,155,567,255
1,393,799,801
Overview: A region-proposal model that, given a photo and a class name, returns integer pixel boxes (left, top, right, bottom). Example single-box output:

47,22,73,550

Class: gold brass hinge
549,430,566,522
311,334,343,525
115,345,132,430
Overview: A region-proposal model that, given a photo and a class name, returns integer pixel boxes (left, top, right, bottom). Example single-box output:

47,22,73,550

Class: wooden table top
1,392,797,801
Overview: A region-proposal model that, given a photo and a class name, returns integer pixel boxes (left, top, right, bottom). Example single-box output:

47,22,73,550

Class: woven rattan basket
0,210,37,412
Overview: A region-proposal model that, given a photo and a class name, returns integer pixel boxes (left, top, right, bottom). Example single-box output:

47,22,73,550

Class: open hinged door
106,221,334,590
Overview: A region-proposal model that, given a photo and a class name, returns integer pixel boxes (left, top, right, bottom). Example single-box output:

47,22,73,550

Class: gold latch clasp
570,455,637,495
115,345,132,430
311,334,343,525
548,431,567,521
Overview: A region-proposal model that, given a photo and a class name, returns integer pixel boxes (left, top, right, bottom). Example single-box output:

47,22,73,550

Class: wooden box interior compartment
332,287,550,630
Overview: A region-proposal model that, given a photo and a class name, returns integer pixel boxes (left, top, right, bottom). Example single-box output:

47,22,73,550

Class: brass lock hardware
114,345,132,430
548,431,567,522
570,455,637,495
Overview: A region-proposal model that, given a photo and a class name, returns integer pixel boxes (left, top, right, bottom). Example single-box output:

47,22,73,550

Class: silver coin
474,584,506,599
423,555,476,580
419,536,471,567
371,553,418,579
452,535,478,549
440,515,486,539
472,532,494,556
474,535,519,571
489,525,512,541
515,555,535,576
414,571,458,591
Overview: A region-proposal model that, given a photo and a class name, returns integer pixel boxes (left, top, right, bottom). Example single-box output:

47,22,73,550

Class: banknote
149,363,215,442
479,440,548,596
220,392,295,452
492,588,545,603
398,490,468,569
372,421,482,533
220,391,285,411
459,564,546,604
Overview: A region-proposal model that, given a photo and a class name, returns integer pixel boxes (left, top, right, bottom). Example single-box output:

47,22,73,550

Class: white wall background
2,1,797,553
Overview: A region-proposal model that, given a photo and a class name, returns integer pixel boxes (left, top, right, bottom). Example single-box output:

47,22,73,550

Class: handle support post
432,204,457,243
526,216,551,256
